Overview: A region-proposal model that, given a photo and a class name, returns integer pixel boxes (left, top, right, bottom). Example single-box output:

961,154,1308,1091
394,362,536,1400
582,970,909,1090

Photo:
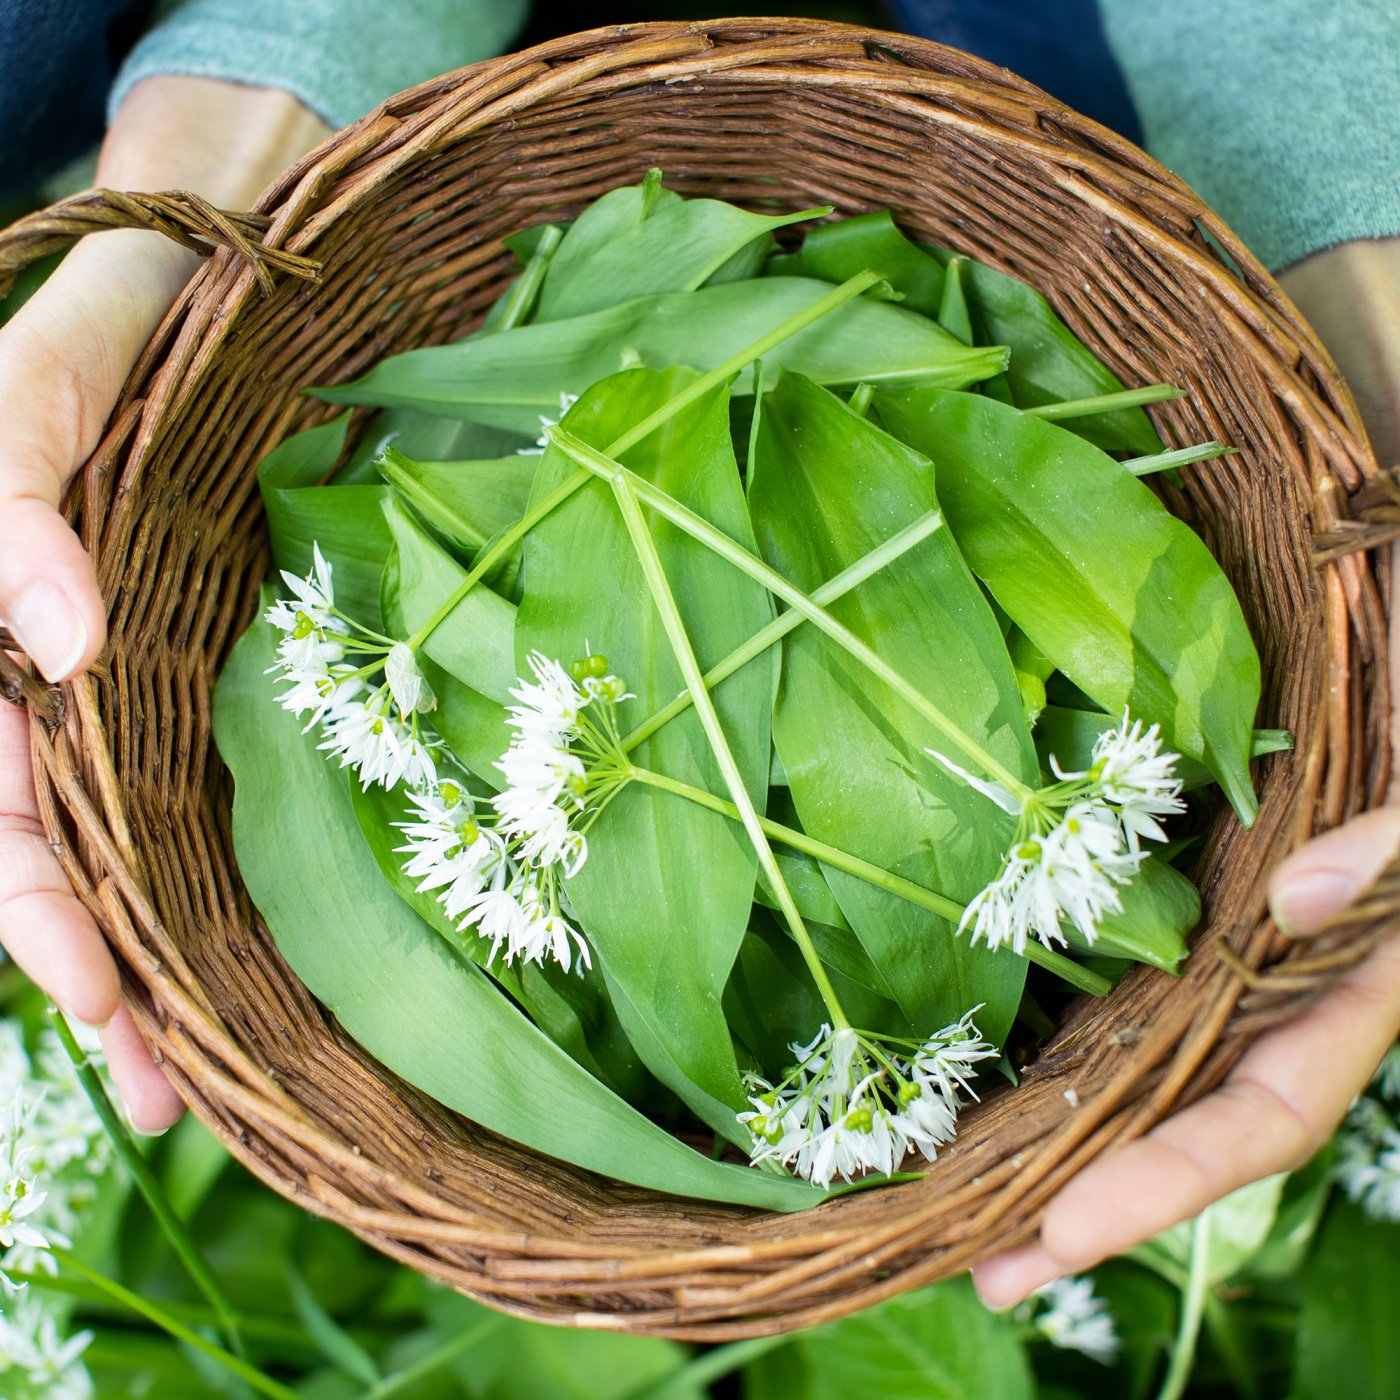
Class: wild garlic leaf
212,613,820,1210
878,388,1261,824
515,367,776,1144
314,278,1007,434
535,178,828,321
377,445,535,556
257,411,391,627
748,372,1036,1046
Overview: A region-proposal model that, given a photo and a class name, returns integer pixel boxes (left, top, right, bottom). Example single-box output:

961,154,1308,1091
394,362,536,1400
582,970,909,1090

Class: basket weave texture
0,18,1393,1339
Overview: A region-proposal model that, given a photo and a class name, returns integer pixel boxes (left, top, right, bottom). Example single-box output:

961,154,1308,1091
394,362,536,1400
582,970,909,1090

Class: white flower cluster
396,651,632,973
265,545,438,793
0,1021,111,1400
1334,1045,1400,1222
738,1010,995,1189
516,391,580,456
934,711,1185,955
1032,1276,1122,1365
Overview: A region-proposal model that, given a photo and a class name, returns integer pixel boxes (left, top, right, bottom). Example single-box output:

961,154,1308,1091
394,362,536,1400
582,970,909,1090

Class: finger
0,703,119,1024
1270,806,1400,934
975,928,1400,1308
100,1004,185,1134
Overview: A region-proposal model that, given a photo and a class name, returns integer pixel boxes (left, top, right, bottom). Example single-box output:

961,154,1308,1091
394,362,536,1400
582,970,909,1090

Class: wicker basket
0,18,1392,1339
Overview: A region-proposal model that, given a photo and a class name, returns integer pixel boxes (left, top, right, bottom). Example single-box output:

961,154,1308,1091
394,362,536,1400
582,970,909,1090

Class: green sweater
111,1,1399,272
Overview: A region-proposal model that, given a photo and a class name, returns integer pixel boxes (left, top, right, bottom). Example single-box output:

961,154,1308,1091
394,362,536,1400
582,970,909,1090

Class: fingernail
7,582,88,681
127,1111,171,1138
1274,868,1359,934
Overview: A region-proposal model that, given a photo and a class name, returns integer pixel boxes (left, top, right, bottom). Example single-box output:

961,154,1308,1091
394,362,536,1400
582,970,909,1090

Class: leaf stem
629,768,1110,996
621,510,945,753
1156,1209,1212,1400
550,426,1031,798
52,1250,298,1400
1025,383,1183,421
46,1009,247,1360
611,475,851,1030
487,222,562,333
1120,441,1235,476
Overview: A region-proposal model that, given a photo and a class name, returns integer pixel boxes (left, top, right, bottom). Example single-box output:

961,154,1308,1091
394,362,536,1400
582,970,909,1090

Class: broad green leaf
1247,1145,1333,1280
257,411,391,626
924,242,1164,455
726,921,911,1077
536,178,826,321
381,496,517,704
745,1279,1033,1400
785,210,1158,451
1068,856,1197,972
749,373,1036,1045
878,388,1261,823
793,209,946,316
937,255,974,345
212,615,820,1210
338,407,531,482
1293,1200,1400,1400
1133,1175,1287,1286
378,445,535,555
516,368,775,1142
315,278,1008,434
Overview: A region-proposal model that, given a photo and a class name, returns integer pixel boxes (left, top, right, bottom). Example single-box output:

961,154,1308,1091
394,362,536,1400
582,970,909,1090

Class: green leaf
286,1261,381,1387
378,445,535,555
212,614,820,1211
516,367,776,1142
381,495,517,704
937,256,974,345
535,178,827,321
878,388,1261,823
1070,855,1197,972
924,243,1164,455
314,278,1008,434
257,412,391,627
749,373,1036,1046
792,210,946,315
746,1279,1033,1400
1133,1175,1287,1286
785,209,1157,452
338,407,531,483
1293,1199,1400,1400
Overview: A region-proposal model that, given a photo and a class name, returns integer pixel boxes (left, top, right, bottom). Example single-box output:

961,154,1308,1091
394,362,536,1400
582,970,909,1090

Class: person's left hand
973,234,1400,1308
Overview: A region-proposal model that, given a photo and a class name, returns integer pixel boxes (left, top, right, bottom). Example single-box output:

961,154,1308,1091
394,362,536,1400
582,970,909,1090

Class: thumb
0,455,106,683
1269,805,1400,935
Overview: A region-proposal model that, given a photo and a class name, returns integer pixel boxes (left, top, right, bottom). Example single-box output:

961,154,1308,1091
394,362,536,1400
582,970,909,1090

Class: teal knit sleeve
108,0,529,131
1098,0,1400,270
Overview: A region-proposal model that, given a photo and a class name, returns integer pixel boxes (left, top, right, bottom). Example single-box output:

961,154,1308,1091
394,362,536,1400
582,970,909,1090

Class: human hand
0,76,328,1131
973,234,1400,1308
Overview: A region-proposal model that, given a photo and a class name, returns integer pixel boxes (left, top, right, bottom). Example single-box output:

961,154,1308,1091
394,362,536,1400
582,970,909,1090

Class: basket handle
0,187,320,299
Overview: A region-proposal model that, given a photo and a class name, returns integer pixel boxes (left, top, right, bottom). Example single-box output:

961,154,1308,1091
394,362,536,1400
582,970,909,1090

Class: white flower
959,804,1139,954
517,391,580,456
740,1017,992,1189
1334,1095,1400,1223
0,1179,49,1252
1089,711,1185,849
384,642,436,717
320,694,437,792
1034,1276,1121,1364
505,651,588,739
0,1295,94,1399
1373,1044,1400,1102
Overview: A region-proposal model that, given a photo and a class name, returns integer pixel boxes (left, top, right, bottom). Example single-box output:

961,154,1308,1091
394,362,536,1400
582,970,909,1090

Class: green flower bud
584,653,610,678
291,611,316,640
1014,839,1042,862
846,1105,873,1133
439,781,463,807
569,658,589,682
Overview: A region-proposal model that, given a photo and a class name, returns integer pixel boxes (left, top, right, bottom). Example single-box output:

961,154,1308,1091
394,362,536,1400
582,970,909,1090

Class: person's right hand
0,76,327,1130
